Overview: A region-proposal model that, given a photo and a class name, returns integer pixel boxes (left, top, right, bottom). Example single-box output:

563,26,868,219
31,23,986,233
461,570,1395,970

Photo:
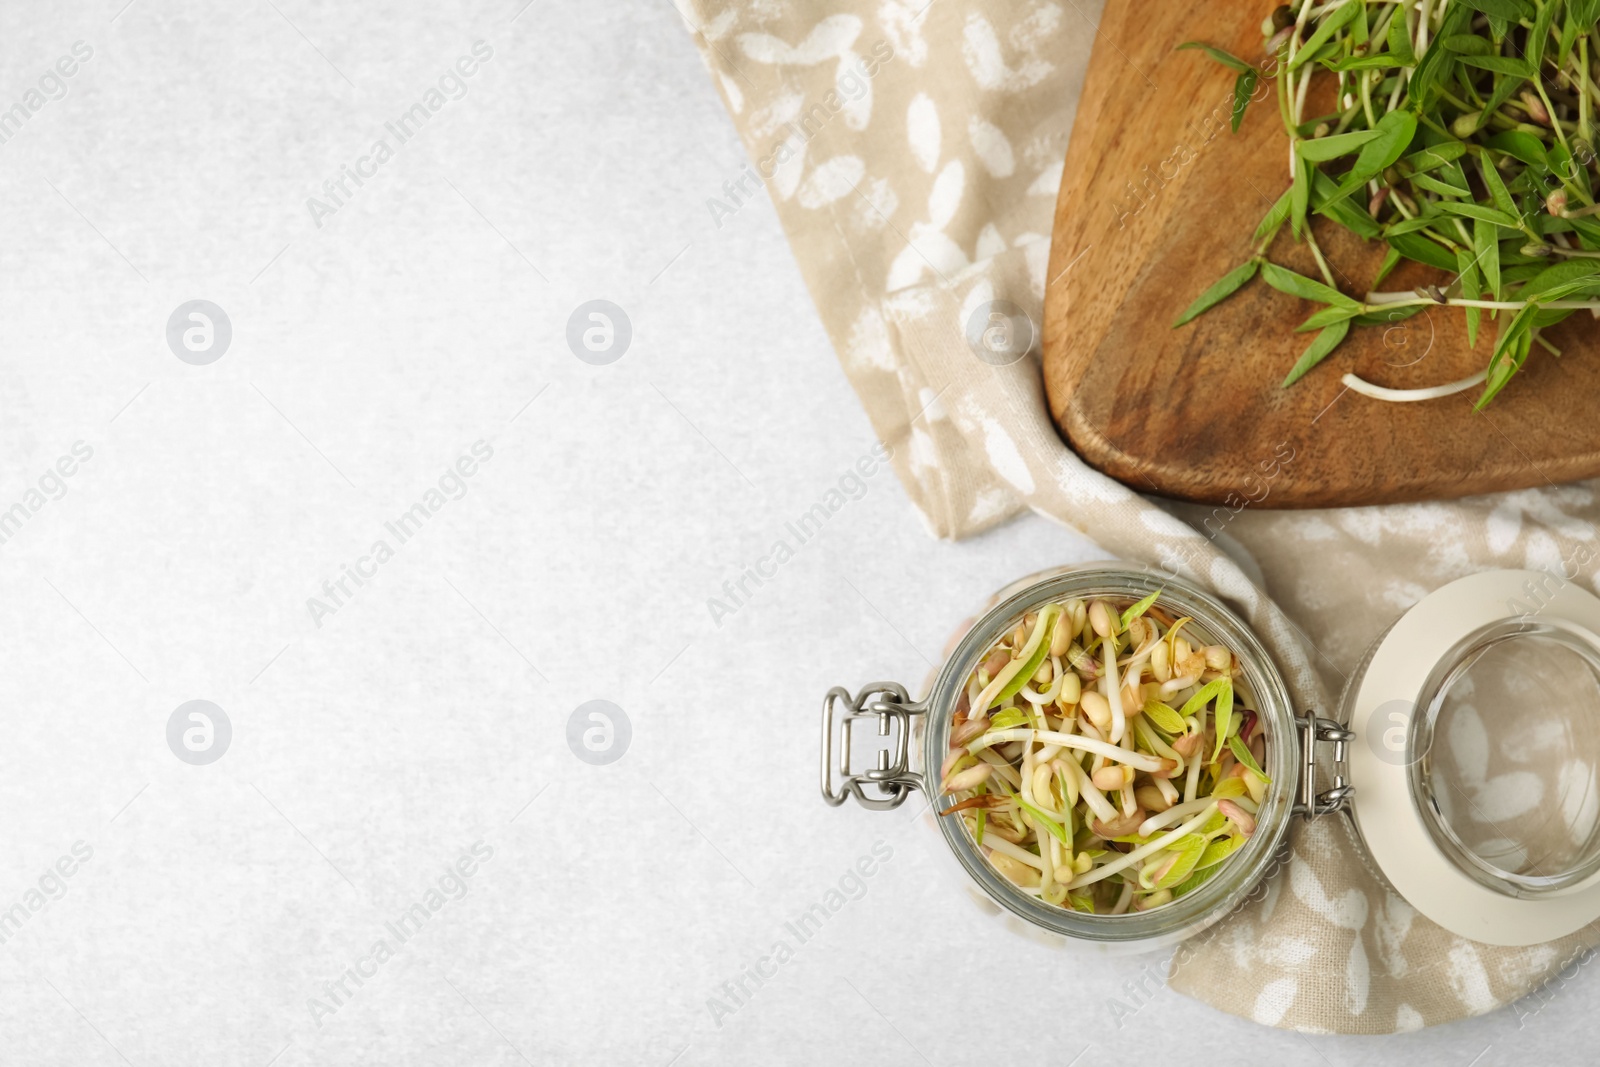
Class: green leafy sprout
1175,0,1600,407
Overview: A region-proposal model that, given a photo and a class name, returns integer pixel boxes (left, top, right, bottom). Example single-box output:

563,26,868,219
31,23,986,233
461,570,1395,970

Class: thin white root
1340,368,1488,403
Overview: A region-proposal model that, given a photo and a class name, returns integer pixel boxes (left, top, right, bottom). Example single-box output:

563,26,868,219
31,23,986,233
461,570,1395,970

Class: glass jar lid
1345,570,1600,946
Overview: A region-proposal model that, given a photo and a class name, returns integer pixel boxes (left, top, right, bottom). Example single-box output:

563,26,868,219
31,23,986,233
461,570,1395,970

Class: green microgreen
1174,0,1600,405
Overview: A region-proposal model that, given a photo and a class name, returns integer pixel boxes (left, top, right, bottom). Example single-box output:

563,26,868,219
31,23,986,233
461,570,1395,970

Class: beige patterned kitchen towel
682,0,1600,1034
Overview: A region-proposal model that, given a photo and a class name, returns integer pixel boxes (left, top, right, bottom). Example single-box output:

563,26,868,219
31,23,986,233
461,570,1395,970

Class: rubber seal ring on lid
1346,570,1600,947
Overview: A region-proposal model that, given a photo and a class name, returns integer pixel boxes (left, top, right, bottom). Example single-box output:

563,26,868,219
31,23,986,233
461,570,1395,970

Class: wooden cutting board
1042,0,1600,508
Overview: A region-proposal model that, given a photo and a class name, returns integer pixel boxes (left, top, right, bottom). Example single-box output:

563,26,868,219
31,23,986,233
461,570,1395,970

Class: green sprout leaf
1161,0,1600,402
1016,796,1071,847
993,606,1061,707
1461,0,1533,19
1283,319,1351,386
1227,734,1271,783
1176,41,1253,73
1172,260,1259,326
1261,261,1361,309
1196,834,1246,871
1154,836,1207,889
1178,678,1231,722
1290,0,1364,71
1296,303,1365,332
1387,231,1459,271
1232,69,1259,132
1211,680,1236,762
1435,202,1520,226
989,707,1029,731
1142,699,1188,735
1387,8,1417,64
1456,247,1483,347
1298,128,1383,161
1475,218,1502,300
1253,188,1294,244
1119,589,1162,629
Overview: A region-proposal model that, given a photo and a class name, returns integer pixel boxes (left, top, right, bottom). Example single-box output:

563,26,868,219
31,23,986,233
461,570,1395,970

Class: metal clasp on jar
820,683,926,811
1295,711,1356,819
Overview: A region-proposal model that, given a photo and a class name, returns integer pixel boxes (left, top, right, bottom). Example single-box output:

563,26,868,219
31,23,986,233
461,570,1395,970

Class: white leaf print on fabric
927,160,964,227
885,232,969,290
1347,938,1370,1016
719,73,744,113
797,155,865,208
882,248,926,291
1294,516,1340,541
738,14,862,65
1394,1004,1425,1032
1253,977,1298,1026
850,177,898,230
1446,943,1499,1015
877,0,930,66
836,51,874,130
968,485,1016,526
770,143,807,200
1374,894,1416,979
1524,530,1563,573
1227,928,1317,971
916,386,947,422
749,92,807,138
907,93,941,173
885,162,970,291
1141,508,1194,539
959,278,995,326
1010,0,1064,51
1379,579,1432,611
968,116,1015,176
1335,509,1405,546
1484,488,1599,556
961,13,1054,92
1028,160,1063,196
1497,944,1560,991
1291,853,1369,930
983,420,1034,493
883,286,937,321
1486,498,1524,556
748,94,810,200
844,306,895,373
696,7,737,41
974,222,1007,261
737,17,873,133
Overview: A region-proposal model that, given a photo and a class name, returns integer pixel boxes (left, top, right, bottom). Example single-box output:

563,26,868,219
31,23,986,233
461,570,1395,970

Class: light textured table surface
0,2,1591,1064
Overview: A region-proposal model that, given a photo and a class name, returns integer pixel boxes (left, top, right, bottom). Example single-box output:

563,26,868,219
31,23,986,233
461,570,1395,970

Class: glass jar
821,563,1327,952
1339,569,1600,946
824,564,1600,951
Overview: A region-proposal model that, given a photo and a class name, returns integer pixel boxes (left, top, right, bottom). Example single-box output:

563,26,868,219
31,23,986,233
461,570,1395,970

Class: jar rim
1410,617,1600,896
921,564,1300,944
1342,568,1600,946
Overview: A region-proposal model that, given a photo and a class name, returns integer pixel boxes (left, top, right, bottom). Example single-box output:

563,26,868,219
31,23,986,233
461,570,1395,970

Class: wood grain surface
1042,0,1600,508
